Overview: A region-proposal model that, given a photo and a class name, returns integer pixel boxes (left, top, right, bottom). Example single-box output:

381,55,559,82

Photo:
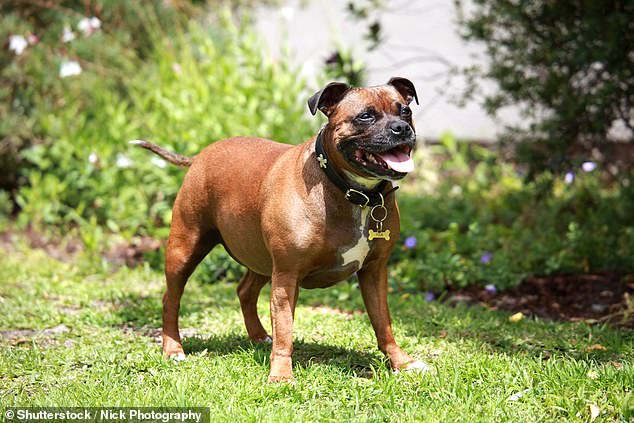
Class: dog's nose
390,121,411,136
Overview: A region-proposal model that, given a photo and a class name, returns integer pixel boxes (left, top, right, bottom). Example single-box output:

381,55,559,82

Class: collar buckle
345,189,370,208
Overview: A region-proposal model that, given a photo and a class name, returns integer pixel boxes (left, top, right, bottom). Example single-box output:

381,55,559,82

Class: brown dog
134,77,429,382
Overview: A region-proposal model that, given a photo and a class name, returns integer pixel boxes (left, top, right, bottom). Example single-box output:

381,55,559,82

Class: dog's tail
129,140,193,167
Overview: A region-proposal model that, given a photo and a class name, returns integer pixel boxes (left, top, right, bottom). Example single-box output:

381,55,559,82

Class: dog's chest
339,207,371,269
300,207,373,289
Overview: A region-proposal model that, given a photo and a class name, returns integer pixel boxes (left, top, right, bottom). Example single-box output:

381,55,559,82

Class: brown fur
138,81,425,382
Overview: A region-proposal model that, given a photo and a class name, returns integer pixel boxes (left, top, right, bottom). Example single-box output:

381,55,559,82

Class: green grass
1,244,632,422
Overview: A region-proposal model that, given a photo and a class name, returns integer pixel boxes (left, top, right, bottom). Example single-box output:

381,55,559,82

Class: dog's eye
357,112,375,123
401,107,412,119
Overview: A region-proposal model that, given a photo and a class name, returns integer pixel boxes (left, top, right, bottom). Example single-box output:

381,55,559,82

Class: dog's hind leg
237,270,271,343
162,225,219,360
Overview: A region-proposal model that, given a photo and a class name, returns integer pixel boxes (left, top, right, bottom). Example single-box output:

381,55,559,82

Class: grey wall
256,0,521,142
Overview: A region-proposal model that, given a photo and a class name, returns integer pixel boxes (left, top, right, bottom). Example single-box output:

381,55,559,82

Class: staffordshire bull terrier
133,77,429,382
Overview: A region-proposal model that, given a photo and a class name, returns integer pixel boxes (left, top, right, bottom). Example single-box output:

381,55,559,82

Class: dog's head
308,77,418,181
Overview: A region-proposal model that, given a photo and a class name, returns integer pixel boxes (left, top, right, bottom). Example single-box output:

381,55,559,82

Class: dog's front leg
358,260,428,372
268,270,300,383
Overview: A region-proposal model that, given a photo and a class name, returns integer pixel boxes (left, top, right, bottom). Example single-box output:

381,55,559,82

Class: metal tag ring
370,205,388,222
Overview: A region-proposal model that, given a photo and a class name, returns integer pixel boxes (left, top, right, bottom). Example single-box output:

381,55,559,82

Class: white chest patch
340,207,370,269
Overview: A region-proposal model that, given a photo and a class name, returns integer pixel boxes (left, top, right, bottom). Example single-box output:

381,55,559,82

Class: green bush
0,1,200,197
12,10,316,240
3,2,632,293
455,0,634,172
392,133,634,292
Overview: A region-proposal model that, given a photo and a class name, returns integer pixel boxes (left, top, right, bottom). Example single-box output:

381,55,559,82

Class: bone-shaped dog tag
369,229,390,241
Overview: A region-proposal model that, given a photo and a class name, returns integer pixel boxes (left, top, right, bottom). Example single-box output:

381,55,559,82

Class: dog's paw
267,374,294,384
169,352,186,362
394,359,432,375
251,334,272,344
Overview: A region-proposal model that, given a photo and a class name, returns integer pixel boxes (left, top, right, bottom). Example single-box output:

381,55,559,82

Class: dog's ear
387,77,419,105
307,82,350,116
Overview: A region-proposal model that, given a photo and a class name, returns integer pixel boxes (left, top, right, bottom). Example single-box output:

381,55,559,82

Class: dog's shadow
182,333,382,378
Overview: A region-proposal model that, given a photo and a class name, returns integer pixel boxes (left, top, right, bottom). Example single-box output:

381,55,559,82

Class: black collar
314,131,398,207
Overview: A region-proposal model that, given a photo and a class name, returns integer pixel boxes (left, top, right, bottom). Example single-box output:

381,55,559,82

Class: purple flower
581,161,597,172
425,291,436,302
404,236,417,249
484,284,497,294
564,171,575,184
480,252,493,264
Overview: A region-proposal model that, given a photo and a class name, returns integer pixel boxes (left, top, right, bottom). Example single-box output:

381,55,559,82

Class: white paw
169,353,186,362
263,335,273,344
394,360,432,375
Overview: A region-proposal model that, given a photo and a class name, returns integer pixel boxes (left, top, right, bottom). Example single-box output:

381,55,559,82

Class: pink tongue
377,150,415,173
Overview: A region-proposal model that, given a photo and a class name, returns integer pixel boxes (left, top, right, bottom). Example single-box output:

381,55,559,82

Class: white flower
116,154,133,168
88,152,98,164
279,6,295,21
151,156,167,168
581,161,597,172
59,60,82,78
62,25,76,43
9,35,28,55
78,16,101,36
450,185,463,196
90,17,101,29
77,18,90,34
507,389,530,402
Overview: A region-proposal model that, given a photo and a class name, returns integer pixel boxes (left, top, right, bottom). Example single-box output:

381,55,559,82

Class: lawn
1,243,632,422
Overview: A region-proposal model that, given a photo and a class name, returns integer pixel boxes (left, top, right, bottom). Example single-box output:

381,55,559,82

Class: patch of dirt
447,273,634,328
104,236,162,267
308,305,363,319
1,228,162,267
116,323,161,341
0,324,74,348
115,324,199,343
0,228,83,262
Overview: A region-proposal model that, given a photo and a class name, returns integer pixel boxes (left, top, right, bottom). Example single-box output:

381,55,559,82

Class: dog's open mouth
352,144,414,174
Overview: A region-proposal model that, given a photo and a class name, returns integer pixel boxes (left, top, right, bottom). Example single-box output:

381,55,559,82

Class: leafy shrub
393,133,634,292
12,10,316,240
4,2,632,294
0,1,201,198
454,0,634,172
